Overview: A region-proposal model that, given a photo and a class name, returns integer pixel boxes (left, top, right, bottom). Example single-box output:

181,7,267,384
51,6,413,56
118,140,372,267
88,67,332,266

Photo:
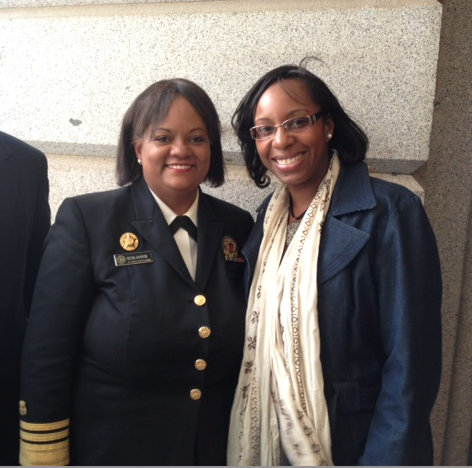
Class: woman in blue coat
19,78,254,465
227,62,442,466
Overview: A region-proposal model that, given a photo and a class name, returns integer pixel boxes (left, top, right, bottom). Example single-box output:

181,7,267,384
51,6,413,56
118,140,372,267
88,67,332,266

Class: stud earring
327,133,332,140
137,159,142,165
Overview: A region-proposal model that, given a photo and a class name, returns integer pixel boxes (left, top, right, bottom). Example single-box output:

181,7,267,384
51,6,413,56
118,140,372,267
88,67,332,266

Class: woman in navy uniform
227,62,442,466
19,79,254,465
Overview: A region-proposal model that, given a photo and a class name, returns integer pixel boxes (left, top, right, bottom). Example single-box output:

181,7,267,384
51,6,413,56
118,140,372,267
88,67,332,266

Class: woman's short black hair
116,78,225,187
232,58,369,188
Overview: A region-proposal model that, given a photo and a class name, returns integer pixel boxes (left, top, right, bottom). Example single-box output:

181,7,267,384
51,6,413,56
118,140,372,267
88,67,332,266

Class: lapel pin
222,235,244,263
120,232,139,251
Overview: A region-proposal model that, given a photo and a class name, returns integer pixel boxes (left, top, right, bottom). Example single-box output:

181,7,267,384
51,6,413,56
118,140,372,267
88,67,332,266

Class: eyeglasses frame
249,111,327,140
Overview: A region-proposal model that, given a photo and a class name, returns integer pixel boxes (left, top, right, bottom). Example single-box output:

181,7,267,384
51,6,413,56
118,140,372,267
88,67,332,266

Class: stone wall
0,0,441,217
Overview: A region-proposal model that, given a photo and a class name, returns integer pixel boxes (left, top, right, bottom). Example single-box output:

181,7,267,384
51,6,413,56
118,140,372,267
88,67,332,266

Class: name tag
114,251,154,266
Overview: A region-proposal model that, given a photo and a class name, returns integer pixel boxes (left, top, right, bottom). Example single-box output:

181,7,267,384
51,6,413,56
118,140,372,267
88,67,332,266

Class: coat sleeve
23,152,50,316
357,194,442,465
20,197,96,466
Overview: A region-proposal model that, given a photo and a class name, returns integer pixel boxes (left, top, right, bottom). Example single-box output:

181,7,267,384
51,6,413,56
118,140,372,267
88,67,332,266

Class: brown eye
153,135,170,144
286,117,310,131
189,136,207,144
256,126,274,138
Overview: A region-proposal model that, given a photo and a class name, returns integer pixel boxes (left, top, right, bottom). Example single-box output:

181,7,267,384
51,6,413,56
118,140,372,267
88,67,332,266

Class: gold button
194,295,206,306
19,400,27,416
198,326,211,338
190,389,202,400
195,359,207,371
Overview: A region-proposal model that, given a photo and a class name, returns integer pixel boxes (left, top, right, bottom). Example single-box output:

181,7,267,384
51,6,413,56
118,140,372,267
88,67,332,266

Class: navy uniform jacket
242,162,442,466
0,132,50,466
20,176,253,465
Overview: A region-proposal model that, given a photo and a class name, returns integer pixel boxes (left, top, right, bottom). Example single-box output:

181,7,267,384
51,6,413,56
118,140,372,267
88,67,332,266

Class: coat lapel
317,218,370,284
243,163,378,287
318,162,376,285
195,192,224,290
130,177,193,283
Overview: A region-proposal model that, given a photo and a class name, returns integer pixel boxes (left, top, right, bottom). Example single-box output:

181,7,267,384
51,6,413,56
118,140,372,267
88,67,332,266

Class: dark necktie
169,215,198,242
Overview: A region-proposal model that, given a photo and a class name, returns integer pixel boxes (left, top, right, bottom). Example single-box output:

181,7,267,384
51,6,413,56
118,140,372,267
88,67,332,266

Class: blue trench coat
241,161,442,466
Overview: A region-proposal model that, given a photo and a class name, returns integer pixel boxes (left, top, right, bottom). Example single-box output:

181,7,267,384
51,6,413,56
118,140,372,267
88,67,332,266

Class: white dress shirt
148,189,199,281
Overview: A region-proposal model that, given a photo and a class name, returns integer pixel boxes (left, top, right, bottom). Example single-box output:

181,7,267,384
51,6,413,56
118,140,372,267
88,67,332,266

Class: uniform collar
147,186,199,227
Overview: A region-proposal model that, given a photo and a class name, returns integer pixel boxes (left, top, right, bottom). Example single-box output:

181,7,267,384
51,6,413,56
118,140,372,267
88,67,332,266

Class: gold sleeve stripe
20,439,70,466
21,428,69,443
20,419,69,432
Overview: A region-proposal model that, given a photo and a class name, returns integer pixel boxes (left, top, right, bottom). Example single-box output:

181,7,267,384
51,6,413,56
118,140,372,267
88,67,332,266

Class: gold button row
191,295,208,401
190,360,206,400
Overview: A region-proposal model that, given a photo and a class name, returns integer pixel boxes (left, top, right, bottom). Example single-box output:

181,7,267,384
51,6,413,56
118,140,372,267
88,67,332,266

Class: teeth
275,154,303,166
168,164,192,169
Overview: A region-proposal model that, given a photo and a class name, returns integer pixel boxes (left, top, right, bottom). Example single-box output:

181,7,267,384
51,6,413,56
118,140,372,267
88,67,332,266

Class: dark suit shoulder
201,192,253,221
0,131,47,166
200,193,254,247
56,185,132,228
65,185,129,207
368,175,423,208
256,192,273,214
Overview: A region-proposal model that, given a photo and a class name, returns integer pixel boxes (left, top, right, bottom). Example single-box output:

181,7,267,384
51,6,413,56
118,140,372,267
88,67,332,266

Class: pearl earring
137,159,142,165
327,133,332,140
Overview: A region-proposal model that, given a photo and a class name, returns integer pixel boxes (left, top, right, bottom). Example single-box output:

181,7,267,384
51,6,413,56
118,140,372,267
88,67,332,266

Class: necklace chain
288,195,307,221
286,196,307,246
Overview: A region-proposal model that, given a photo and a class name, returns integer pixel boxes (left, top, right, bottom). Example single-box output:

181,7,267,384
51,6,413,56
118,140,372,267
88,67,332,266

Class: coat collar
130,177,224,289
252,161,376,216
252,161,376,218
328,161,376,216
243,162,377,290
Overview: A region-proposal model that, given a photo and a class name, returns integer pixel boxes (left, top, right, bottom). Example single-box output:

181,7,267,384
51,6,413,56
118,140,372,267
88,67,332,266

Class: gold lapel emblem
120,232,139,252
222,236,241,262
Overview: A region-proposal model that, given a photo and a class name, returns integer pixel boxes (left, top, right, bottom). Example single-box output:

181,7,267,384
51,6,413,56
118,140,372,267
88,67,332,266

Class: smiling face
134,95,211,211
253,79,334,194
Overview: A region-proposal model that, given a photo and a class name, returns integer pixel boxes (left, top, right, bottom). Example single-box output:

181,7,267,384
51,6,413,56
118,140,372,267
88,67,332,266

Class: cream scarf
228,153,340,466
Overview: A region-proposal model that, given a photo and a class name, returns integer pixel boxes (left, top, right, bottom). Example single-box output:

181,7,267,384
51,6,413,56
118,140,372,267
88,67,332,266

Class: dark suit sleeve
357,195,442,465
23,152,50,316
20,197,96,466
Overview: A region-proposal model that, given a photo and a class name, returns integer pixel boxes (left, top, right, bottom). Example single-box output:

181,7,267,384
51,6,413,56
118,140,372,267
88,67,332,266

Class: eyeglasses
249,111,326,140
